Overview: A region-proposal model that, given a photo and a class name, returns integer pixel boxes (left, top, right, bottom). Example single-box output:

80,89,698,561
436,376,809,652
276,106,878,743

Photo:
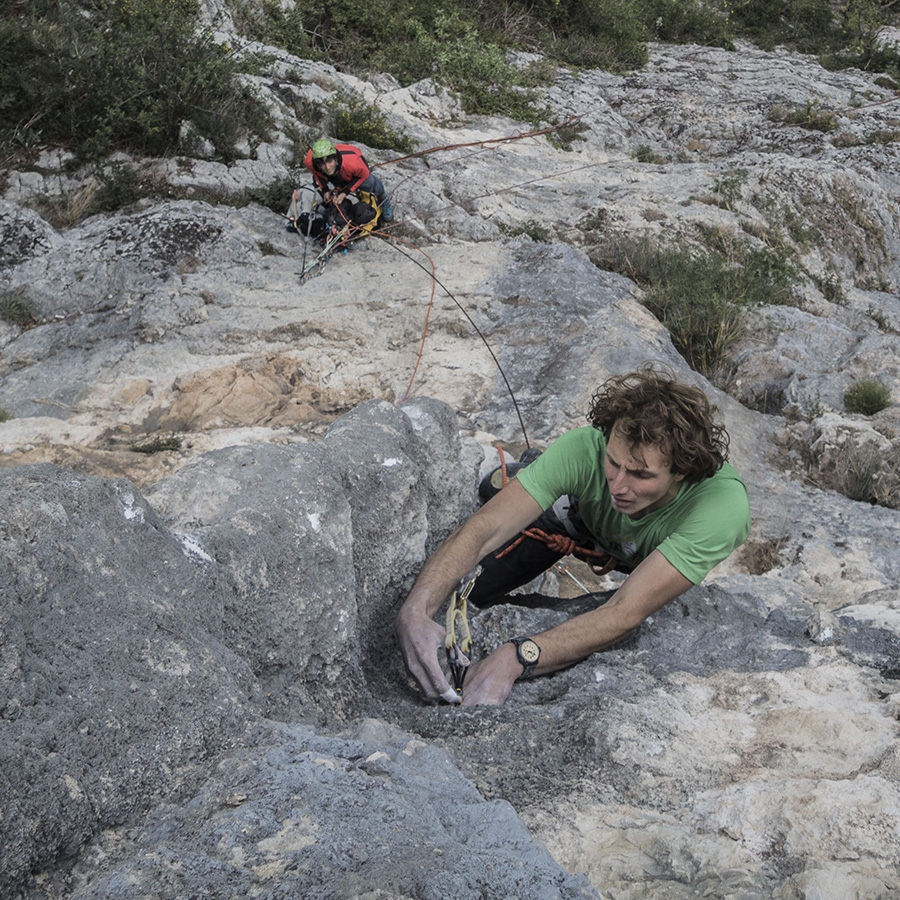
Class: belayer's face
319,156,338,175
604,423,684,519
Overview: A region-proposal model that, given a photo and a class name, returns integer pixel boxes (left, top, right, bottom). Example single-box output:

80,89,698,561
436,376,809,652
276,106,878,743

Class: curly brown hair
588,365,729,481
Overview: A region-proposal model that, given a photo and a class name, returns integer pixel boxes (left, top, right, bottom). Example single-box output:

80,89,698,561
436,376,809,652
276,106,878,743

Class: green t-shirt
515,427,751,584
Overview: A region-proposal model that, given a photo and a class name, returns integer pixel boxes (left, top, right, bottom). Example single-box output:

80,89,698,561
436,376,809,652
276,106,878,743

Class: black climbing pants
467,496,596,607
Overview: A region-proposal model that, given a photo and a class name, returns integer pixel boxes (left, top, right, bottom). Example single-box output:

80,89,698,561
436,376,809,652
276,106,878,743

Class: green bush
91,163,144,213
0,408,11,424
328,92,417,153
641,0,733,46
242,176,299,215
768,101,838,132
498,220,552,242
844,379,892,415
634,145,667,164
588,233,799,377
638,245,748,375
230,0,316,59
0,0,270,160
4,0,900,156
368,10,544,121
723,0,836,52
132,436,183,454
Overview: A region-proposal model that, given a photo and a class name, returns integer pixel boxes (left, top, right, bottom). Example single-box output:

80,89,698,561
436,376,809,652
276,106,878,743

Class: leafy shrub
327,92,417,153
499,220,552,242
768,101,838,132
0,408,11,424
634,145,667,164
547,119,590,151
712,168,748,211
391,12,543,121
242,176,299,215
588,233,799,377
132,436,183,454
0,0,270,160
230,0,316,59
91,163,145,213
844,379,892,415
638,246,748,376
724,0,837,52
641,0,733,46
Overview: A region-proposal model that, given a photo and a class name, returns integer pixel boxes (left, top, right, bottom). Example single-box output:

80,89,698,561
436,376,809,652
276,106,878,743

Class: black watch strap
510,636,541,680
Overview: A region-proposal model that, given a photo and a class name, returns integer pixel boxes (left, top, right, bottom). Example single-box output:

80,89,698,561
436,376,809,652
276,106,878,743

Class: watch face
519,639,540,664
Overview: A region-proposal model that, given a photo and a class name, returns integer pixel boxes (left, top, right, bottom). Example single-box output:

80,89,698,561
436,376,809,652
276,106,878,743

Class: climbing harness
487,446,617,578
287,184,384,283
444,566,481,695
495,527,616,576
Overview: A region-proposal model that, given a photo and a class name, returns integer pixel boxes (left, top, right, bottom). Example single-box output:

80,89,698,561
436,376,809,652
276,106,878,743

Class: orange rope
371,117,585,169
496,445,508,487
397,235,438,403
308,177,530,441
495,527,616,576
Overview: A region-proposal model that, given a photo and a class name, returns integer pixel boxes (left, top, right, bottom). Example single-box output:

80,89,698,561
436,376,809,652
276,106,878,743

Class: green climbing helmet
312,139,337,160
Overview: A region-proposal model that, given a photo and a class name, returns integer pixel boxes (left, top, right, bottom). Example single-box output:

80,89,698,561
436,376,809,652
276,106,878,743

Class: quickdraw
444,565,481,695
298,223,353,284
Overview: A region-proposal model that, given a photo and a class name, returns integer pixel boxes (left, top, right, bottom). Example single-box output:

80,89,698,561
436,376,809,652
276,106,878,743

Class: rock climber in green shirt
395,365,751,707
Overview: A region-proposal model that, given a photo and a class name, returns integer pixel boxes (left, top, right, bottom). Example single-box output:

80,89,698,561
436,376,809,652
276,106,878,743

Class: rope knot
534,531,578,556
495,526,617,578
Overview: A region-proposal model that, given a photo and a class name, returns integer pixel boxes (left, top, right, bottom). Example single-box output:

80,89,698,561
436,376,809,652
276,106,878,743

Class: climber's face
604,422,684,519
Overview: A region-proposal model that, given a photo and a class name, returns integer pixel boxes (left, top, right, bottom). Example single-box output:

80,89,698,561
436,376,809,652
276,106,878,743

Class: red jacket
304,144,371,194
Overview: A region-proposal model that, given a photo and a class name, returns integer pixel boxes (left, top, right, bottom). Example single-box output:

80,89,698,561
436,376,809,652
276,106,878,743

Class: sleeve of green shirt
654,466,751,583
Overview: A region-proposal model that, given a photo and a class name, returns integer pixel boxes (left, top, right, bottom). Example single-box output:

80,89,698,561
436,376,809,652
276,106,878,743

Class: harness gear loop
444,566,481,694
495,527,617,577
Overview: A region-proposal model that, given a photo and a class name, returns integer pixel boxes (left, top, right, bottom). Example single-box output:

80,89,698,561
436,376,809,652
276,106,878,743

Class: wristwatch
510,637,541,680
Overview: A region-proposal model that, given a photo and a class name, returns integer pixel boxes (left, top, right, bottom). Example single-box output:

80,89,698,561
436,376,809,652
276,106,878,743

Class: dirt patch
144,357,375,433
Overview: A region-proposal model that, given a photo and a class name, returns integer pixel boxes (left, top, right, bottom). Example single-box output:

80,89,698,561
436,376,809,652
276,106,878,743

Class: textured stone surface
2,30,900,900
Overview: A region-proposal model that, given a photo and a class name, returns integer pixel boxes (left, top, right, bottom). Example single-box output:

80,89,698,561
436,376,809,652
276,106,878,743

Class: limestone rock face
2,30,900,900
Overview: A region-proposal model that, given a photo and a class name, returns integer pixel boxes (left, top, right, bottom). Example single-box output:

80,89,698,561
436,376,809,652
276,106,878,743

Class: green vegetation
327,92,417,153
0,407,11,424
0,291,36,328
257,240,281,256
634,145,667,164
132,436,183,454
841,444,881,502
844,378,892,415
768,101,838,132
712,168,749,211
498,219,553,242
1,0,269,161
3,0,900,162
586,231,800,377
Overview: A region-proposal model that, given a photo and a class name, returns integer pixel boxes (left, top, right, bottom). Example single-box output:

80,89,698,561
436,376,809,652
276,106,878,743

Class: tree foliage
1,0,898,161
1,0,268,160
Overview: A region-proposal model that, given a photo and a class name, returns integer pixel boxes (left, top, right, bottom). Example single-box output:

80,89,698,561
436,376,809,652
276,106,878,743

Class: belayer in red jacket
304,139,393,224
